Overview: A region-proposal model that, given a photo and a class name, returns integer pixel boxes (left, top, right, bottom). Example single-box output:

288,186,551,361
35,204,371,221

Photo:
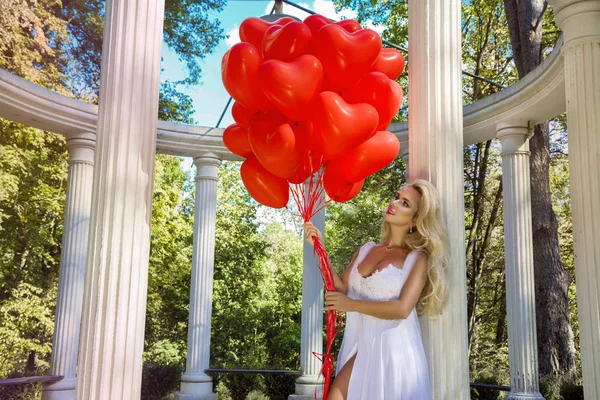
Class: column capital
496,121,532,155
66,132,96,164
548,0,600,44
193,154,221,181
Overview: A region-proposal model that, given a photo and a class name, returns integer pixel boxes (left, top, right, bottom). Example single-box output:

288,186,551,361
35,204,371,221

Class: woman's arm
325,252,429,320
303,222,358,295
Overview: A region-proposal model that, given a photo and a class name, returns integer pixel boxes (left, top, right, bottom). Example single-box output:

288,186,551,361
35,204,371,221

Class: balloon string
289,169,330,221
289,174,340,399
313,236,343,400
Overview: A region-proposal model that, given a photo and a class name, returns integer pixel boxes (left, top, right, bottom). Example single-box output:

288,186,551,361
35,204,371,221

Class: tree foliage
0,0,70,93
0,0,584,399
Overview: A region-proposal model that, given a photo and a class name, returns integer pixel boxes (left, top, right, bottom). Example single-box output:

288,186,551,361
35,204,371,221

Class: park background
0,0,581,399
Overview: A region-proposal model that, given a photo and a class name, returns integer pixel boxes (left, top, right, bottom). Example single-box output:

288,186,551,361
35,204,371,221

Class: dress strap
402,250,422,275
352,241,377,269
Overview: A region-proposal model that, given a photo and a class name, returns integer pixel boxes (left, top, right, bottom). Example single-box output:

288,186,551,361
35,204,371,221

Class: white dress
335,242,432,400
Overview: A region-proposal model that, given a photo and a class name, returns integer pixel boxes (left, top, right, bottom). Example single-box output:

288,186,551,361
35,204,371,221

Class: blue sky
159,0,382,130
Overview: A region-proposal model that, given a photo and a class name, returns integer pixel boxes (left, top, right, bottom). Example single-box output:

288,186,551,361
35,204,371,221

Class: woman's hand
303,222,324,246
324,291,355,312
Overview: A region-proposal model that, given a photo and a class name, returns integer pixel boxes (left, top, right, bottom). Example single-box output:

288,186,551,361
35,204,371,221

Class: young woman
304,179,450,400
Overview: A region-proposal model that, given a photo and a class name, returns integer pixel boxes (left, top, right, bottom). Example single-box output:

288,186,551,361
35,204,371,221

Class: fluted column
548,1,600,398
289,203,324,400
42,133,95,400
177,154,221,400
497,122,545,400
408,0,470,398
74,0,165,397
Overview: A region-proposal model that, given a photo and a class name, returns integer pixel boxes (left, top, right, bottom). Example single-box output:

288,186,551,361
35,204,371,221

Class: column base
505,391,545,400
42,378,76,400
288,375,323,400
177,373,216,399
175,393,217,400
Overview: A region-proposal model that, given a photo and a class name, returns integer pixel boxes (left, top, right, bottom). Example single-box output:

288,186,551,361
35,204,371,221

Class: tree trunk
494,270,507,345
467,142,492,349
529,122,578,384
504,0,578,390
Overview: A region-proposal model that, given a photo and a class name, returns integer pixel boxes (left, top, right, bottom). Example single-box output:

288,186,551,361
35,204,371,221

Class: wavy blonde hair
380,179,450,316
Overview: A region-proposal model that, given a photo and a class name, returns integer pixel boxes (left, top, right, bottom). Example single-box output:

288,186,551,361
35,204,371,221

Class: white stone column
289,205,324,400
408,0,470,398
176,154,221,400
74,0,165,397
497,122,545,400
548,1,600,398
42,133,95,400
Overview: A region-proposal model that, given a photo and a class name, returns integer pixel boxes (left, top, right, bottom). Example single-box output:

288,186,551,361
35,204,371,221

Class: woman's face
384,186,421,227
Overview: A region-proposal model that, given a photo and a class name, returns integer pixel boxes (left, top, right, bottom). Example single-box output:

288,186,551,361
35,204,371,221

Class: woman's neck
386,225,408,249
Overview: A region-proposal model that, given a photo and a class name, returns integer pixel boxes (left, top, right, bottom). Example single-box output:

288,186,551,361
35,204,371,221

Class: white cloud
363,20,385,35
263,0,357,22
312,0,356,20
225,25,240,47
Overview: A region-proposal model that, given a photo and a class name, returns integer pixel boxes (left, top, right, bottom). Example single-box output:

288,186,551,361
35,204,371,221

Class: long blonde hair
380,179,449,316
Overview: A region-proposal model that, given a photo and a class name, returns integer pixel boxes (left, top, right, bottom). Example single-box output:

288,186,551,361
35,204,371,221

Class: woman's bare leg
327,353,357,400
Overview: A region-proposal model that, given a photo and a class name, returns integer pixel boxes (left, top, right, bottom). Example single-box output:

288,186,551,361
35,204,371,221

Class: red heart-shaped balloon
249,120,300,179
340,130,400,182
343,72,403,130
372,48,405,80
336,19,362,33
314,25,382,90
247,111,287,143
262,21,312,62
303,14,333,34
222,42,269,110
231,101,258,129
288,120,324,184
258,55,324,121
223,123,253,158
239,17,297,51
323,160,364,202
312,91,379,161
241,157,289,208
303,14,362,35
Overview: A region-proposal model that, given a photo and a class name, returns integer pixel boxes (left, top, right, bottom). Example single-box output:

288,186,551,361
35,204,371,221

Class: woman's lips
386,207,395,215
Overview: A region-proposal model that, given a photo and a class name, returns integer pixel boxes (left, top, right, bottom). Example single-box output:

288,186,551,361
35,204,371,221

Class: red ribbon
290,173,343,400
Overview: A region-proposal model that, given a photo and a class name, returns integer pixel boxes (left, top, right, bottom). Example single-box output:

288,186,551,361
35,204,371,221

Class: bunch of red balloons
221,14,404,209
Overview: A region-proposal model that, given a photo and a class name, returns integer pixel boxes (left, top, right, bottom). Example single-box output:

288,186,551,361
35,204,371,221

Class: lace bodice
348,242,419,302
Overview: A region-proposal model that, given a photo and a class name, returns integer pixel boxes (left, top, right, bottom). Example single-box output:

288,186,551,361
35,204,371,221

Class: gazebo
0,0,598,399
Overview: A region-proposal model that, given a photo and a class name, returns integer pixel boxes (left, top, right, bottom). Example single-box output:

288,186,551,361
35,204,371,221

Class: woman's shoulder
353,241,377,257
361,241,378,251
409,250,429,269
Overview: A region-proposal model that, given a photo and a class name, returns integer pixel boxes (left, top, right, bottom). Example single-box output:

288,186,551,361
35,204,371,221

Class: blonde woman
304,179,449,400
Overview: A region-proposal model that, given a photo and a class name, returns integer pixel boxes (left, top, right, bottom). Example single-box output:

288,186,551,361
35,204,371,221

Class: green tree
55,0,226,99
209,162,304,400
0,120,68,301
0,0,70,93
0,120,67,397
